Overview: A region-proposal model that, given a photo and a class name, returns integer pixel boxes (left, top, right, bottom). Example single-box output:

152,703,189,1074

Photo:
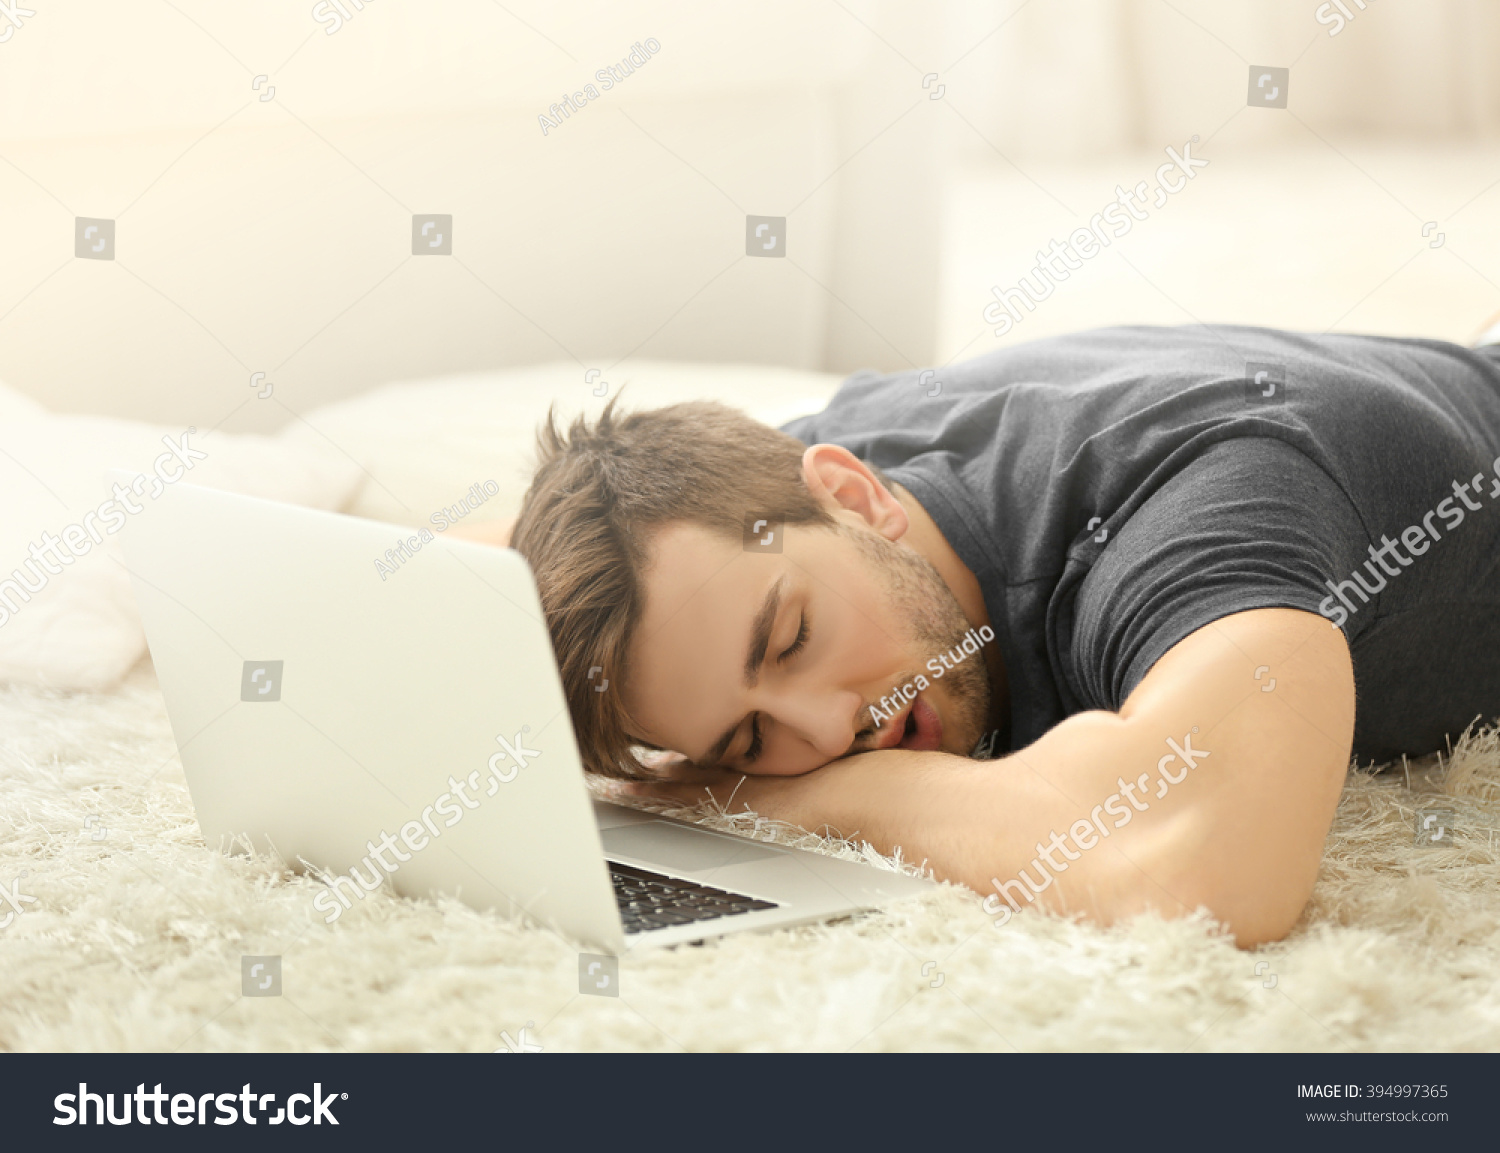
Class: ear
799,443,909,541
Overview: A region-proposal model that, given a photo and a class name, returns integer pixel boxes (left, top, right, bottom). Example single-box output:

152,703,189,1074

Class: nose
771,685,865,764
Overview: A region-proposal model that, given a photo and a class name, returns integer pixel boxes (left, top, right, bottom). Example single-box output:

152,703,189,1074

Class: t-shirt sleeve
1065,436,1369,710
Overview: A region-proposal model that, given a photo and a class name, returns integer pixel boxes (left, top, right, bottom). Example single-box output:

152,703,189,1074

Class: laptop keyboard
608,861,778,934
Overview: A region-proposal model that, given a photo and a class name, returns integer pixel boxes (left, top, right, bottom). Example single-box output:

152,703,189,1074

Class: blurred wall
0,0,940,431
0,0,1495,432
941,0,1500,165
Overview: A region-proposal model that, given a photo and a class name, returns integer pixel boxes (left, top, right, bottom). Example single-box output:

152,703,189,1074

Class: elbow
1220,902,1305,948
1102,845,1318,948
1187,874,1316,949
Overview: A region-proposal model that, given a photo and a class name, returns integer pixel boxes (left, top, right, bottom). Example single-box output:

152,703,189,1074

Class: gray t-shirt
781,325,1500,765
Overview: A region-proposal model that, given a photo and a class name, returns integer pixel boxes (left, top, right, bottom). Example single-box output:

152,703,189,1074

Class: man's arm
621,607,1354,947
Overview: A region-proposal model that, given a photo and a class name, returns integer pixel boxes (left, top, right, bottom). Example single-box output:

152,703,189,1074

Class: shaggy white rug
2,656,1498,1053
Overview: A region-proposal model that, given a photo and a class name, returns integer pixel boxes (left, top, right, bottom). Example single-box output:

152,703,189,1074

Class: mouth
875,693,943,753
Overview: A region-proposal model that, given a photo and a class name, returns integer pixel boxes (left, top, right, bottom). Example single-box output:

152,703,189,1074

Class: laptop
118,478,934,954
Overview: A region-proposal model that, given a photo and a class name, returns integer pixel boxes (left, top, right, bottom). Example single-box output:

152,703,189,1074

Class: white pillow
0,412,364,690
280,360,845,527
0,378,47,420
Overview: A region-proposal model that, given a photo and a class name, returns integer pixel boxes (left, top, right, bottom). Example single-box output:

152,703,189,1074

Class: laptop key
608,861,779,933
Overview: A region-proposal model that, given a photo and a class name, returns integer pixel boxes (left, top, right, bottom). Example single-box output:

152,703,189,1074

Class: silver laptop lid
118,476,624,954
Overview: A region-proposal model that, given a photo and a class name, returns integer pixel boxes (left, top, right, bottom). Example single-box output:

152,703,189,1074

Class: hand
613,766,767,811
610,749,919,837
608,764,812,826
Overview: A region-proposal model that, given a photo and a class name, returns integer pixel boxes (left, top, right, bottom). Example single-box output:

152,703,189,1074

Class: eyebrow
696,574,786,769
743,574,785,689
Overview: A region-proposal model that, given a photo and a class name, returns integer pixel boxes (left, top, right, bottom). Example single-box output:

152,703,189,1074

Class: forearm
767,709,1194,920
802,616,1352,942
618,707,1169,906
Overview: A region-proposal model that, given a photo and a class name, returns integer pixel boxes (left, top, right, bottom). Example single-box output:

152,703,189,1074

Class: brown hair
510,395,835,779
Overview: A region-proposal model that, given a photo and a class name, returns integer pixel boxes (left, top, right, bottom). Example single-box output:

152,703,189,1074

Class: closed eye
744,613,809,765
777,612,809,663
744,715,764,763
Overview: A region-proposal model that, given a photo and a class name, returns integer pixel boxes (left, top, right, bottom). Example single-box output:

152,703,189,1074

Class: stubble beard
836,523,991,755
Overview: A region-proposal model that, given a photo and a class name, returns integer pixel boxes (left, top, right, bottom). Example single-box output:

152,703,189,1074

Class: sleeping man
455,323,1500,946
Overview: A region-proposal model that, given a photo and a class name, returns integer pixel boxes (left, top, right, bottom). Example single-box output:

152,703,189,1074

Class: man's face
622,516,991,776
